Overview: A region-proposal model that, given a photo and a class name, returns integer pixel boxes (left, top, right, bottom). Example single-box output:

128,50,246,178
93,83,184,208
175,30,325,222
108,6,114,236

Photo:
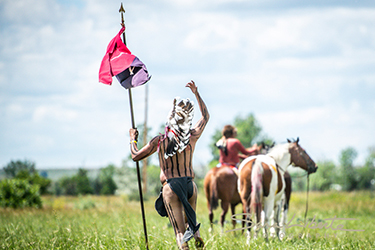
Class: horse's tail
210,172,219,210
250,161,263,220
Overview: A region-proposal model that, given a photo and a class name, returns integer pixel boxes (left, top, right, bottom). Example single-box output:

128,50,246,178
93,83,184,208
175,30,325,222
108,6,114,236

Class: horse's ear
296,137,299,144
271,142,275,147
287,139,291,143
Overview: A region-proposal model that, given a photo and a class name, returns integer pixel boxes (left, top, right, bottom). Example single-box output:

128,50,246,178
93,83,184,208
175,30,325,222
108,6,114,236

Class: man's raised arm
186,80,209,138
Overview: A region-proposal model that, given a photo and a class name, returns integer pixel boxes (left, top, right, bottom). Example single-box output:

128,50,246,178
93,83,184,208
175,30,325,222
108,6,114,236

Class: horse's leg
281,171,291,239
230,203,237,230
280,197,288,239
269,210,276,238
204,171,214,233
274,200,282,240
263,198,274,242
240,198,251,244
208,206,214,233
220,200,229,233
245,202,252,245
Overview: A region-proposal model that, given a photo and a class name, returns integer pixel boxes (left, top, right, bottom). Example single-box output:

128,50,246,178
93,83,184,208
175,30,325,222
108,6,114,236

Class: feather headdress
216,137,228,156
164,97,194,159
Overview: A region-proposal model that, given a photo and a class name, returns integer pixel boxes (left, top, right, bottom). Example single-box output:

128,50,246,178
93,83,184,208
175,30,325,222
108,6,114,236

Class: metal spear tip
119,3,125,13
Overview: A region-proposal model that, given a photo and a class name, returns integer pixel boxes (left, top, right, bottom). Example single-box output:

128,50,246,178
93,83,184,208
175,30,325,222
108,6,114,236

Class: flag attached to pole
99,26,151,89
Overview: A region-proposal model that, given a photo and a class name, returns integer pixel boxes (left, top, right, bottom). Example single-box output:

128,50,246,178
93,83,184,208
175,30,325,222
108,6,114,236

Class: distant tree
233,114,262,148
57,168,93,196
2,160,51,195
96,164,117,195
339,147,358,191
3,160,36,178
146,164,163,196
114,160,141,200
59,176,78,196
310,160,338,191
364,146,375,169
93,178,102,195
357,146,375,190
75,168,93,195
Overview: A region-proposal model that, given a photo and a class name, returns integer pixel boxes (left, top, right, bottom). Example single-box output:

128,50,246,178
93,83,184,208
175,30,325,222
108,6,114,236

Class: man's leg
163,184,188,249
188,182,204,249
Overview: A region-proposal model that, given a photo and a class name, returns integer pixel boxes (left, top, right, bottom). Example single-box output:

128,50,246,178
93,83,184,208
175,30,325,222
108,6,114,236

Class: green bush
0,179,42,208
16,170,51,195
57,168,94,196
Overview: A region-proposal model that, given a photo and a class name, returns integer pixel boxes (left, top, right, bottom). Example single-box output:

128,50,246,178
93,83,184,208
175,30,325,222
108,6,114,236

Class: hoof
195,237,204,249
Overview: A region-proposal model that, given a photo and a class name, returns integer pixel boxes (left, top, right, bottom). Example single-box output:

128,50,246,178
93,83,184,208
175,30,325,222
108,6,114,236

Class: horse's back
204,166,240,206
216,167,240,203
238,155,282,200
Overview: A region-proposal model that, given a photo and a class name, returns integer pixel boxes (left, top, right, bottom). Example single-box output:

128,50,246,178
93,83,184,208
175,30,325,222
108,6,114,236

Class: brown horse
204,166,241,232
238,138,317,243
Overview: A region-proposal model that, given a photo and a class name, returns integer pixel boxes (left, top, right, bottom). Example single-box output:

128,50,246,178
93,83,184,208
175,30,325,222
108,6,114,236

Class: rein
304,173,310,225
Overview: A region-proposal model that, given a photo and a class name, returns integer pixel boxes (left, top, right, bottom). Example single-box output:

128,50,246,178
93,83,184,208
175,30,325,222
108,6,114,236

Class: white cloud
1,0,374,168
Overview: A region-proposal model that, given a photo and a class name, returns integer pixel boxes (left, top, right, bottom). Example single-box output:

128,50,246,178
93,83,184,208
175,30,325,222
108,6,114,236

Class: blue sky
1,0,374,169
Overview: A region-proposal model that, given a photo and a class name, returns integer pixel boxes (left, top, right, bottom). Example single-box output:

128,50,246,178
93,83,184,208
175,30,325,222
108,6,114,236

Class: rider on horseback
216,125,260,174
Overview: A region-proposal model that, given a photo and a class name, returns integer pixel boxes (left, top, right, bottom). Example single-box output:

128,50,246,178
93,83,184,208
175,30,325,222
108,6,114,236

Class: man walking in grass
129,80,209,249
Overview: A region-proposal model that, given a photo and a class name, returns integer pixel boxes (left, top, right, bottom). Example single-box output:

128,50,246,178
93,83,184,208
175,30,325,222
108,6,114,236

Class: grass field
1,191,374,249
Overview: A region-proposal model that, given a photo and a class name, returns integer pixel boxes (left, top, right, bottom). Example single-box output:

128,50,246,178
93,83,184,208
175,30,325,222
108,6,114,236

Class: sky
1,0,374,170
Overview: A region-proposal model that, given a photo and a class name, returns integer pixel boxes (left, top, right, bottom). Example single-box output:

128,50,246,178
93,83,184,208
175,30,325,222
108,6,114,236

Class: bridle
289,145,316,174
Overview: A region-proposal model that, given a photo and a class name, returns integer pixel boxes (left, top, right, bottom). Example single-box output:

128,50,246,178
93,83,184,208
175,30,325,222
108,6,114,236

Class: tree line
1,113,374,208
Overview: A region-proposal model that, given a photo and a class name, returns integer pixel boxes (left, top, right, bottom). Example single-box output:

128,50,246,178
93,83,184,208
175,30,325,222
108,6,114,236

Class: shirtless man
129,80,209,250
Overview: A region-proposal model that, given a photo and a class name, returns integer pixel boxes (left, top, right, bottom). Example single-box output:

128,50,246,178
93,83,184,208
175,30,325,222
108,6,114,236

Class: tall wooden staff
119,3,149,249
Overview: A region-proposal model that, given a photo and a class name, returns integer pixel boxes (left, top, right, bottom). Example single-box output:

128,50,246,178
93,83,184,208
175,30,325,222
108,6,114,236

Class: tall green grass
1,191,374,249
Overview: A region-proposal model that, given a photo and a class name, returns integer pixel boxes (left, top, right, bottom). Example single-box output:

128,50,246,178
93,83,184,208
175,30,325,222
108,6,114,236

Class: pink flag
99,27,150,89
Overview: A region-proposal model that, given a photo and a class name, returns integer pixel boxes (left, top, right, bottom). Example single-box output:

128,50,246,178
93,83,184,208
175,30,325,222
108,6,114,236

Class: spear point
119,3,125,14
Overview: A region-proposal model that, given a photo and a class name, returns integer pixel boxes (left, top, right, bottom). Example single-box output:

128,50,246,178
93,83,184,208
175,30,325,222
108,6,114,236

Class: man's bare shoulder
150,134,163,143
189,129,200,140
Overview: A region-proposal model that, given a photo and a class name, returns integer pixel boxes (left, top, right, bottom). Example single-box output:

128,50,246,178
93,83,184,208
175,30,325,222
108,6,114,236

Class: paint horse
238,138,317,243
203,142,272,232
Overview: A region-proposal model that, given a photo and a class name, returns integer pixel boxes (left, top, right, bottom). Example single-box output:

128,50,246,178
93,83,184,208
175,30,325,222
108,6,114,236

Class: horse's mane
267,142,291,168
267,142,289,156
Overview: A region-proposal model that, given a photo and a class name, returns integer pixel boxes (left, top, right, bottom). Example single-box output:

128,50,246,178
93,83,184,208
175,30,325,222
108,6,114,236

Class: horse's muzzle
308,164,318,174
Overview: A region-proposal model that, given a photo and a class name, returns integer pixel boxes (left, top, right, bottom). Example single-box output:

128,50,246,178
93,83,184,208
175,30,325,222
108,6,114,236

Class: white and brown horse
238,138,317,243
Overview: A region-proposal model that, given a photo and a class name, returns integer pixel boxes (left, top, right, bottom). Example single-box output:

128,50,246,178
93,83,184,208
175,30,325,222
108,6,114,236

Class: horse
203,165,241,232
238,138,317,243
203,142,272,232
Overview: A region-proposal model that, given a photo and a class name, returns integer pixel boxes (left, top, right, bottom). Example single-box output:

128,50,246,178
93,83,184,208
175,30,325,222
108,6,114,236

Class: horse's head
287,138,318,174
259,141,275,155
